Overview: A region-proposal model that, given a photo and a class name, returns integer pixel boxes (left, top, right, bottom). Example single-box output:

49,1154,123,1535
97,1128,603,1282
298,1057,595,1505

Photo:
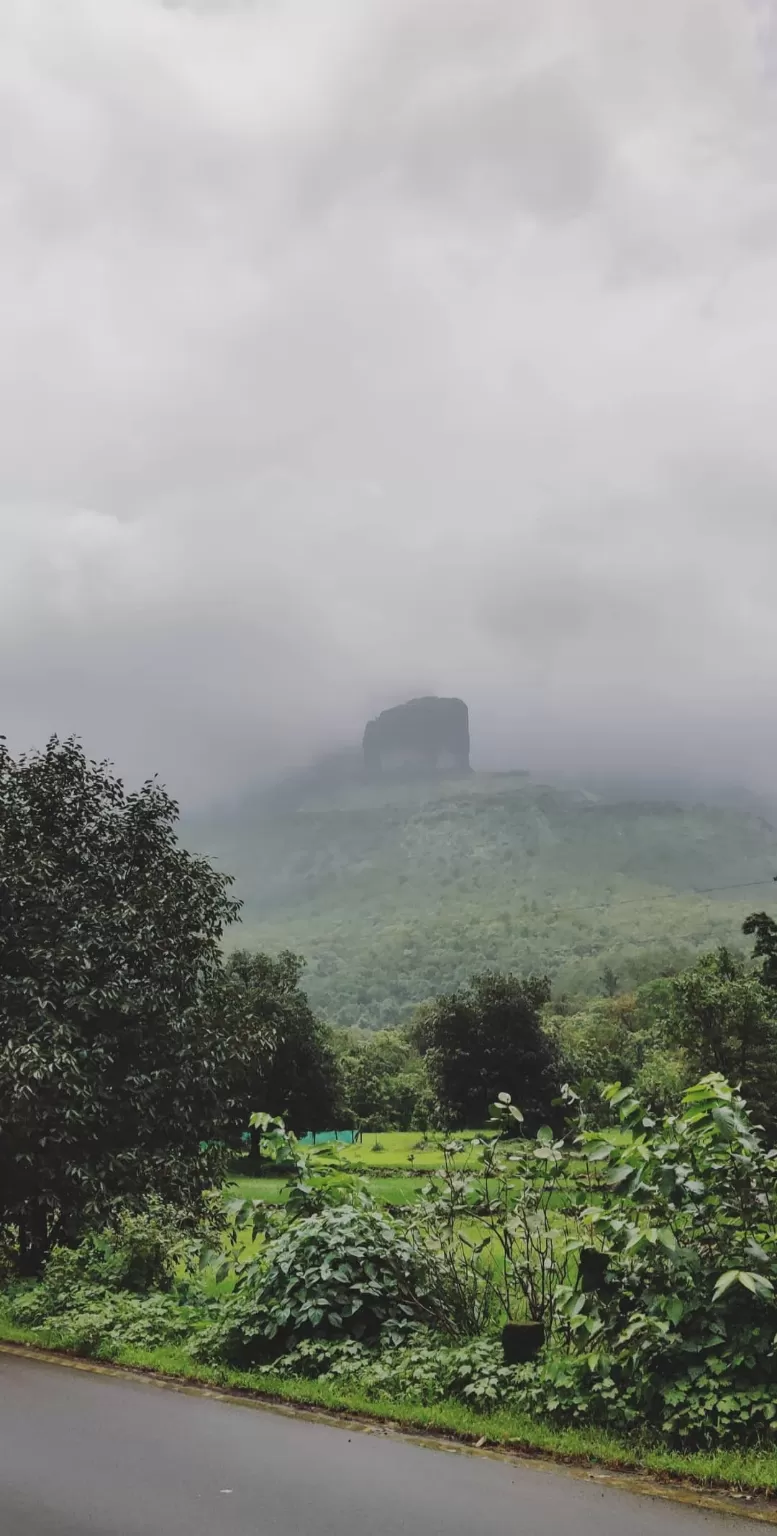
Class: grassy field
226,1133,480,1187
324,1130,478,1170
226,1128,615,1191
225,1127,606,1217
228,1174,422,1206
224,1134,583,1292
222,1124,614,1318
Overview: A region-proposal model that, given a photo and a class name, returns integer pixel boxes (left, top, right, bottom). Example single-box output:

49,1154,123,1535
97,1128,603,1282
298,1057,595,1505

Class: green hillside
185,773,777,1028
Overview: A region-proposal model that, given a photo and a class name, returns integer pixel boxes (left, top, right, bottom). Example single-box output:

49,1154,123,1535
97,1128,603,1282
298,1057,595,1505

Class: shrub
36,1197,210,1295
200,1113,490,1365
198,1203,459,1365
271,1330,519,1408
3,1197,217,1356
8,1280,203,1356
512,1074,777,1445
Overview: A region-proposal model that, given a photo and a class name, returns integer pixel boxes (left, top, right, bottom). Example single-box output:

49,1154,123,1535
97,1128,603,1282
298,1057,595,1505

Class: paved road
0,1351,749,1535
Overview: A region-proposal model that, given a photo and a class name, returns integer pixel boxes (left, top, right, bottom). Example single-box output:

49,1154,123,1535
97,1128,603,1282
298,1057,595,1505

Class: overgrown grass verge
2,1309,777,1501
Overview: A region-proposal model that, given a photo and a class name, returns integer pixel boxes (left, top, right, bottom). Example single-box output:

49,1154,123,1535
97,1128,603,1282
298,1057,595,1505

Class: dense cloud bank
2,1,777,800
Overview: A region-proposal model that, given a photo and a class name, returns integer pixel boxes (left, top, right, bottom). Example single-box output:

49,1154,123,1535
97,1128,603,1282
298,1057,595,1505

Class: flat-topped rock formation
363,696,470,778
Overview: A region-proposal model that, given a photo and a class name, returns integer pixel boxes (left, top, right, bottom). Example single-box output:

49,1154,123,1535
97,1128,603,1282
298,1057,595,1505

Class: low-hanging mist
3,1,777,801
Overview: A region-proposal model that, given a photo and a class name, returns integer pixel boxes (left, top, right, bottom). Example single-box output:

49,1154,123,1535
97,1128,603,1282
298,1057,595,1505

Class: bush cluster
7,1077,777,1449
5,1199,214,1356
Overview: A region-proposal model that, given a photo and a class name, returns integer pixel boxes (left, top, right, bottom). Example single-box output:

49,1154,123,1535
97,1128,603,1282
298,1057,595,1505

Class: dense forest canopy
185,772,777,1028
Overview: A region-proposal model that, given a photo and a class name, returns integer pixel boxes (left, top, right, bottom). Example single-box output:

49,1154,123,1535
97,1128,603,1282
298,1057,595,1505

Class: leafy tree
0,737,240,1272
743,907,777,990
547,980,688,1119
219,949,341,1147
412,971,559,1129
666,947,777,1133
334,1029,429,1131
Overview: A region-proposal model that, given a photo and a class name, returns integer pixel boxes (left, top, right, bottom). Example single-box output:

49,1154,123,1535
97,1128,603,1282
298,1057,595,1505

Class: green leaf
565,1292,588,1317
609,1087,636,1107
604,1163,633,1187
711,1106,739,1141
624,1228,647,1254
743,1271,774,1298
745,1238,769,1265
712,1268,773,1301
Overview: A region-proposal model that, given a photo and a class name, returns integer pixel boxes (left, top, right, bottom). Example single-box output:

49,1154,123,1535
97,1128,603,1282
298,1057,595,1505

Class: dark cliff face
363,696,470,777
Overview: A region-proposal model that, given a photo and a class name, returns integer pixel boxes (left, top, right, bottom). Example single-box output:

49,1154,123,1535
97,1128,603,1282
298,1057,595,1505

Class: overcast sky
3,0,777,803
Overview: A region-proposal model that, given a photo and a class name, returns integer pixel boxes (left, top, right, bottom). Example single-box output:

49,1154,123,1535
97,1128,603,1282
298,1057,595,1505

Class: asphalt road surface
0,1351,749,1535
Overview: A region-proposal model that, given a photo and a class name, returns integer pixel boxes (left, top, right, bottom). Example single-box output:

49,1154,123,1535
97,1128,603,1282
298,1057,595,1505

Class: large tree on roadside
412,970,559,1130
218,949,342,1149
666,946,777,1135
0,737,241,1272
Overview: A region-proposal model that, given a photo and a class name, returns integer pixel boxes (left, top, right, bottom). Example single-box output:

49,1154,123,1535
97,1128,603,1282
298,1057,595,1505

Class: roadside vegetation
5,738,777,1495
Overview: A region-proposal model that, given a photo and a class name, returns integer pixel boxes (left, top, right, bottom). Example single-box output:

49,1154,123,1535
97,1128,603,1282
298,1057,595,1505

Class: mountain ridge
183,770,777,1028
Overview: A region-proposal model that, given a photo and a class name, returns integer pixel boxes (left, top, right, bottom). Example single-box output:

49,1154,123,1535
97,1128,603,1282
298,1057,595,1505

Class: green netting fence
236,1128,363,1148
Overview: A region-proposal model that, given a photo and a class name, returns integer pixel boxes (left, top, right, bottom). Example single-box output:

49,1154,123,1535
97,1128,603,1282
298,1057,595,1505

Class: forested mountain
184,773,777,1028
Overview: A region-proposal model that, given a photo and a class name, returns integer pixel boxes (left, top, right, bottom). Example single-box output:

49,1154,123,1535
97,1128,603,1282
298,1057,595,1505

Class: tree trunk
17,1207,49,1276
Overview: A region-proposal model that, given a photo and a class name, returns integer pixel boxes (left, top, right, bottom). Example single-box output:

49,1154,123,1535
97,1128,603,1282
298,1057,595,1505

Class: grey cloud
2,0,777,801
